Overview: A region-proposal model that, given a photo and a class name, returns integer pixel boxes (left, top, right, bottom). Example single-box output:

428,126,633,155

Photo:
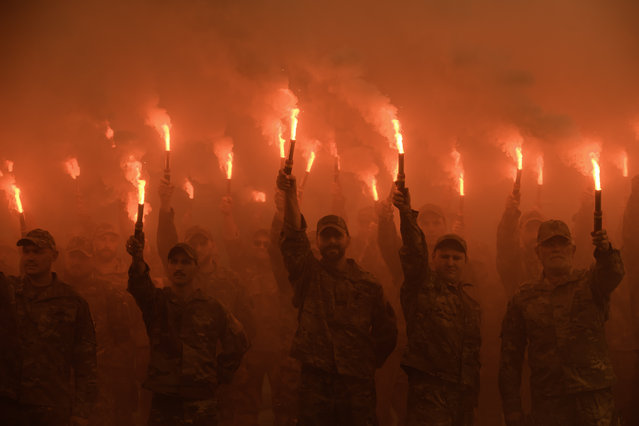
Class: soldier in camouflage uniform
0,271,20,425
392,186,481,426
3,229,97,426
126,234,249,426
496,193,545,299
499,220,624,426
276,169,398,426
63,236,139,425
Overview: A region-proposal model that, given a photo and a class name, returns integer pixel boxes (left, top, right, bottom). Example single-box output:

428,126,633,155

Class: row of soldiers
0,168,636,425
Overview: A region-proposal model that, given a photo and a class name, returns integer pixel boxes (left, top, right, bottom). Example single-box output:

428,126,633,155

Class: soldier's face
317,227,349,262
418,213,447,246
167,252,198,287
21,245,58,277
93,233,119,262
520,221,541,250
65,251,92,279
431,248,466,283
252,235,270,261
536,236,575,274
187,235,217,265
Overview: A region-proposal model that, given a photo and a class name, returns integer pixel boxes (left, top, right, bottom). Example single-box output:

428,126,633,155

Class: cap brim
539,234,572,244
317,224,347,235
17,238,38,247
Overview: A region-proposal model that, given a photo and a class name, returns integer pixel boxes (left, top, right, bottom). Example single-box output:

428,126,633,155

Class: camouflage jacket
0,273,19,400
128,263,249,399
377,209,404,288
10,273,97,417
398,210,481,397
496,206,540,299
280,216,398,379
499,247,624,415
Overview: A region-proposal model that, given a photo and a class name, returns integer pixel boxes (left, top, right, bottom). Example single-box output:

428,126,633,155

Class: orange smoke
290,108,300,140
623,152,629,178
591,153,601,191
12,185,23,214
251,191,266,203
5,160,14,173
305,151,316,173
392,119,404,154
123,156,149,222
184,179,194,199
146,104,172,152
105,123,114,140
536,155,544,185
278,126,286,159
370,176,379,201
64,157,81,180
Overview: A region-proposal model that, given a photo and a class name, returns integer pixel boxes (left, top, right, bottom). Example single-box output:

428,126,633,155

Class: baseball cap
93,223,119,239
17,229,57,251
184,226,213,243
520,210,545,228
537,220,572,244
317,215,349,236
66,236,93,256
433,233,467,255
168,243,198,264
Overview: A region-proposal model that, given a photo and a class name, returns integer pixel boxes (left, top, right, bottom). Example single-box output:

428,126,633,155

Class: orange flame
537,155,544,185
12,185,23,214
251,191,266,203
459,173,465,197
123,157,147,222
452,149,464,196
64,158,80,180
278,126,286,159
371,177,379,201
515,146,523,170
184,179,194,200
226,152,233,180
392,119,404,154
622,151,629,177
290,108,300,140
591,153,601,191
138,179,146,205
162,124,171,151
105,123,114,140
305,151,316,173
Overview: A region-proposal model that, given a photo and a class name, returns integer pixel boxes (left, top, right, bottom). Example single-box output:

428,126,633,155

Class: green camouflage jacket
280,216,398,379
11,273,97,418
128,264,249,399
499,247,624,415
398,210,481,397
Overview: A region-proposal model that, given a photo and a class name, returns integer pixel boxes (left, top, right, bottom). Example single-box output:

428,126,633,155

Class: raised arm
496,194,523,297
590,230,624,301
71,298,98,420
377,197,403,287
126,233,158,320
156,179,178,269
220,194,243,271
498,297,527,426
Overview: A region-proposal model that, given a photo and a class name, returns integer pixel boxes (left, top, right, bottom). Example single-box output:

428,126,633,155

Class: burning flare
184,179,194,200
305,151,316,173
290,108,300,140
162,124,171,151
105,123,114,140
370,177,379,201
622,151,629,177
64,158,81,180
138,179,146,205
452,150,464,196
278,126,286,159
591,153,601,191
459,173,465,197
537,156,544,185
12,185,23,214
226,152,234,180
392,119,404,154
252,191,266,203
516,146,523,171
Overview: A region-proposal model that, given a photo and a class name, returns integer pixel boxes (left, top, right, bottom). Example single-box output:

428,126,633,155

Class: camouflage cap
418,203,446,221
520,209,545,228
17,228,57,251
317,215,349,236
184,225,213,243
168,243,198,264
66,236,93,256
537,219,572,244
93,223,119,239
433,233,467,255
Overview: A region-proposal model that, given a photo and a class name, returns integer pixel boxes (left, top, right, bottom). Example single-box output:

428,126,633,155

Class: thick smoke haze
0,0,638,248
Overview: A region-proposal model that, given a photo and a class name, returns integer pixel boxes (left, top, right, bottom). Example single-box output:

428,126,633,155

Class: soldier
392,186,481,425
92,223,128,288
276,169,398,426
0,271,20,425
499,220,624,425
496,193,544,298
4,229,97,425
63,236,139,425
126,234,249,426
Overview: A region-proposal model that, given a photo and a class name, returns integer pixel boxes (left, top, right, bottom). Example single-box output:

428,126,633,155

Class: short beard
320,246,345,263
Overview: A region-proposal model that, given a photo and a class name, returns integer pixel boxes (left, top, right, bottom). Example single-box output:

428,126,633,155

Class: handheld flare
393,119,405,189
163,124,171,181
284,109,299,175
513,146,523,196
591,154,602,232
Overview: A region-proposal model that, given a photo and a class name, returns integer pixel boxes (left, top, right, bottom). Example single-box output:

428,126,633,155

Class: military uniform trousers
298,364,377,426
531,388,615,426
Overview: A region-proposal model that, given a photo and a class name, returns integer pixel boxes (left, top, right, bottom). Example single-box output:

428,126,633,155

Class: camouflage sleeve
498,296,526,417
280,215,319,308
371,285,398,368
217,307,250,384
157,208,178,270
591,247,625,302
377,209,403,287
269,214,291,294
496,205,523,297
127,262,158,324
398,209,429,316
72,298,98,418
0,273,19,400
